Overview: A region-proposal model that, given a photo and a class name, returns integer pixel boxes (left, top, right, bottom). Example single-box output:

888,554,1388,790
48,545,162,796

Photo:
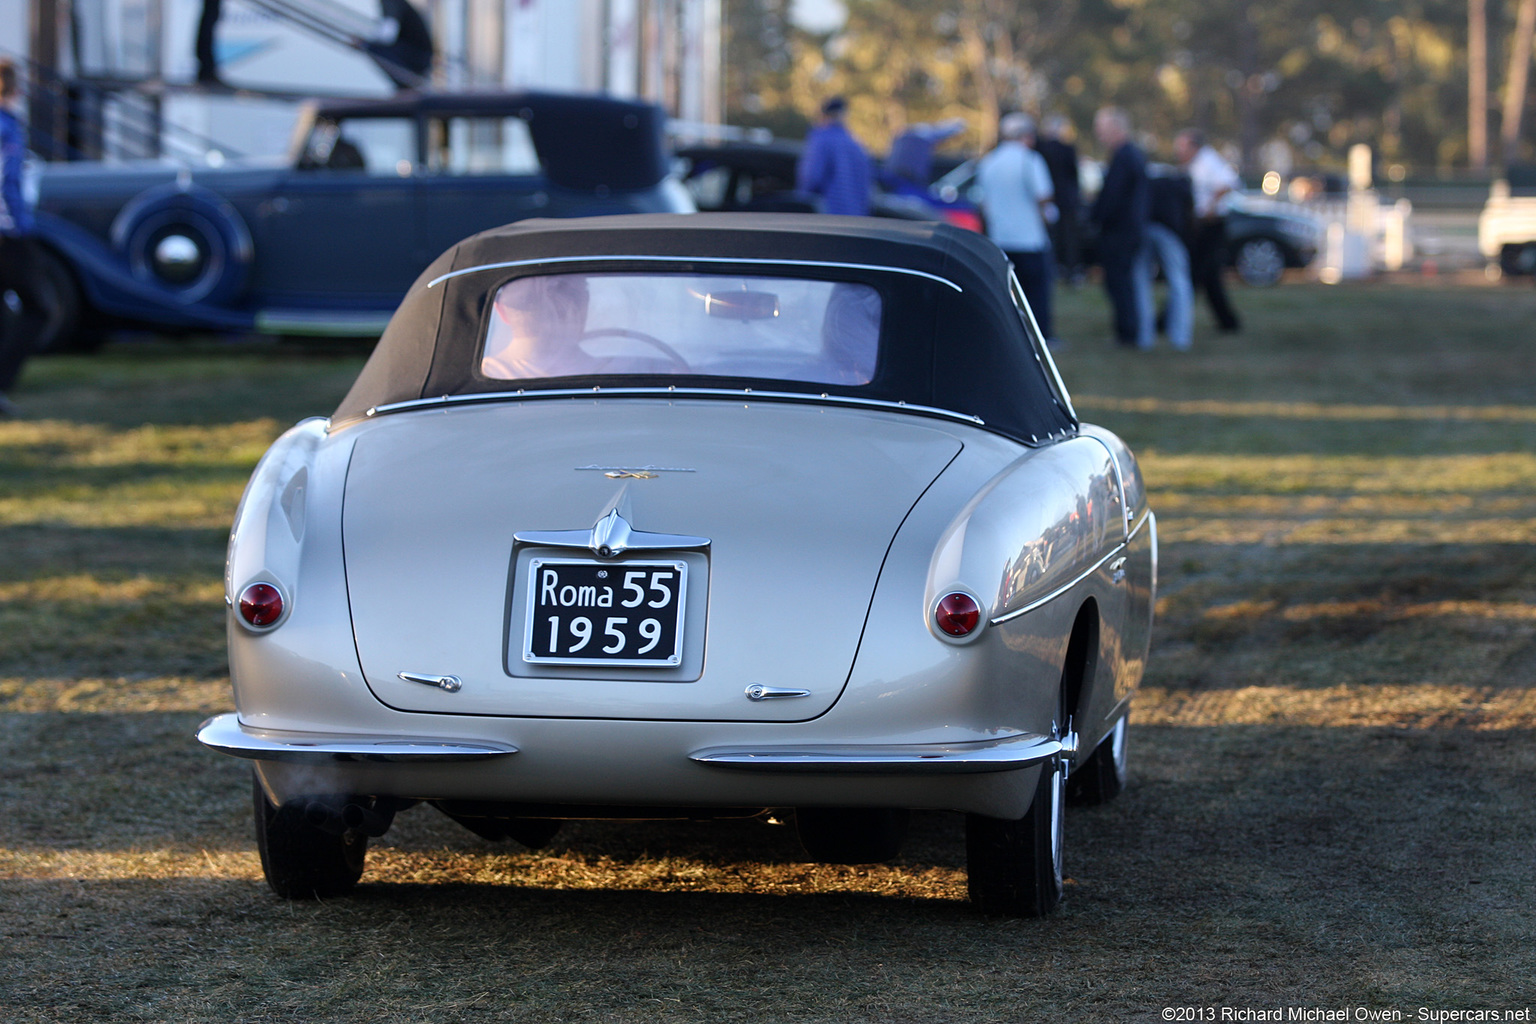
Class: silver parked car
197,213,1156,917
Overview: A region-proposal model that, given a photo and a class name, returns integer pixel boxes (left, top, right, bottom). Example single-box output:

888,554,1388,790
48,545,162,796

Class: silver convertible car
196,214,1156,917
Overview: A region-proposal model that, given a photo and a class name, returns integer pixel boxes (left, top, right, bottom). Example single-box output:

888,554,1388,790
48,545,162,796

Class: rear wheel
252,773,366,899
1067,714,1129,806
966,751,1065,917
1234,236,1286,287
967,681,1068,917
795,807,910,864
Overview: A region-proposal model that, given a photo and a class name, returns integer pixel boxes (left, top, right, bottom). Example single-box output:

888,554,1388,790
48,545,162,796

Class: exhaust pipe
341,801,394,837
302,797,397,838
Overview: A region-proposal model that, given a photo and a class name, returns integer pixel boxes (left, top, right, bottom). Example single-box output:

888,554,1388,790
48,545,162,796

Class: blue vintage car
32,92,693,349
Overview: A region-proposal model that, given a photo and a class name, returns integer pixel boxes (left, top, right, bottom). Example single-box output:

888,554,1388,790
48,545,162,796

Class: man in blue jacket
1090,106,1150,348
0,59,44,416
797,97,873,217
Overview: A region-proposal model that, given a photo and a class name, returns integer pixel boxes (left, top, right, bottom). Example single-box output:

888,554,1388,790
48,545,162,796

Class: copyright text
1160,1009,1532,1023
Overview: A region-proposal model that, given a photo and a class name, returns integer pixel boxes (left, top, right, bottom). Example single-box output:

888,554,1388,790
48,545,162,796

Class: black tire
252,773,366,899
1233,236,1286,287
795,807,910,864
1067,713,1129,806
1500,242,1536,277
22,245,106,353
966,753,1065,917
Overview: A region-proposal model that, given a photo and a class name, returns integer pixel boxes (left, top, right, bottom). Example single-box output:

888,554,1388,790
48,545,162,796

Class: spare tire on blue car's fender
110,183,254,306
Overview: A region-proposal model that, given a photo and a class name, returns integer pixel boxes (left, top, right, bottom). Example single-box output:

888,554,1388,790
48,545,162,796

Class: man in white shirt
977,113,1057,342
1175,128,1242,332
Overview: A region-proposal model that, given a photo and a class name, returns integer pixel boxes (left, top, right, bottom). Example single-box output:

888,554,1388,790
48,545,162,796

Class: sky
792,0,847,33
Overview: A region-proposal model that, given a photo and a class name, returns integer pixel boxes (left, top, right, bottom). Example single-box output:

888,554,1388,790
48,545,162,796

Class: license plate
522,559,687,667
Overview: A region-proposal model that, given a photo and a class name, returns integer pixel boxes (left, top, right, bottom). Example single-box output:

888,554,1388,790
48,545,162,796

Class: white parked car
197,213,1157,917
1479,172,1536,275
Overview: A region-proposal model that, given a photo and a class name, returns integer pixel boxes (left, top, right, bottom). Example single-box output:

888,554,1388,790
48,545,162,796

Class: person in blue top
1,58,45,416
797,97,873,217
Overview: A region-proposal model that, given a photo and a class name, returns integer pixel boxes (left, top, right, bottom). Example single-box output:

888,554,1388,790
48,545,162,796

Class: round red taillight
238,582,284,628
935,591,982,637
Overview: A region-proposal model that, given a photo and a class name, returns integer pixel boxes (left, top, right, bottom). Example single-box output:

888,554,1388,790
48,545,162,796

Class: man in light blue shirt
976,112,1056,341
797,97,873,217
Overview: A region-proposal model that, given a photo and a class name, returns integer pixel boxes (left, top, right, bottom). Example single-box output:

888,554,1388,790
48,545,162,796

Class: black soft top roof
312,91,669,192
334,213,1078,444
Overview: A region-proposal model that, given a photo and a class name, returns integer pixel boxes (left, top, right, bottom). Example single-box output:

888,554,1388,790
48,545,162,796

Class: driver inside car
482,274,608,379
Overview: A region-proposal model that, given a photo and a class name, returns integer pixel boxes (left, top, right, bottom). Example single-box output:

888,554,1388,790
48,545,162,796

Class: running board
254,309,393,337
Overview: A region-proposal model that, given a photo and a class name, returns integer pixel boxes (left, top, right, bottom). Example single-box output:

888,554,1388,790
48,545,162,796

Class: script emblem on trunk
575,465,696,480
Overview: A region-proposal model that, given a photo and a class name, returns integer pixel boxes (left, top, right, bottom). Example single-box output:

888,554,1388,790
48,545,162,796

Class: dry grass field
1,280,1534,1022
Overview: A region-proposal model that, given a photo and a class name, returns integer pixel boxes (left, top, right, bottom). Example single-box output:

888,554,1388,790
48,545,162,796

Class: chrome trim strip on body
195,713,517,764
689,732,1068,774
988,541,1128,627
1127,507,1152,542
988,510,1152,627
365,387,986,428
427,255,965,292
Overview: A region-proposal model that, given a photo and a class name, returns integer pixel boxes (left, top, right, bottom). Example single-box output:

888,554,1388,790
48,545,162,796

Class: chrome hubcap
1238,240,1284,284
152,234,205,284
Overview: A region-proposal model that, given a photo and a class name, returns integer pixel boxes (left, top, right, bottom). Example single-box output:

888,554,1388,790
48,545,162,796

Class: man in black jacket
1090,107,1149,347
1035,115,1081,282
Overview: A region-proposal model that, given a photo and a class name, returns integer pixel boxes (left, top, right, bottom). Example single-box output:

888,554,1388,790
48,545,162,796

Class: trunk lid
340,398,962,721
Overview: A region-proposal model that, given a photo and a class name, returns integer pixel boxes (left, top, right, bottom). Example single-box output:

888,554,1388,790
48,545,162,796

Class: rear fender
226,420,379,726
824,435,1117,745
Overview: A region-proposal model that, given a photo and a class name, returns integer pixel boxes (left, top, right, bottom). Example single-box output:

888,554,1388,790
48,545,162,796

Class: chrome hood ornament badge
575,465,696,479
588,508,634,557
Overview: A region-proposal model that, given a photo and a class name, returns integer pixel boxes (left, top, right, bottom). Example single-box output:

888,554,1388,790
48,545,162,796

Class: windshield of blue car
479,273,881,386
301,117,415,175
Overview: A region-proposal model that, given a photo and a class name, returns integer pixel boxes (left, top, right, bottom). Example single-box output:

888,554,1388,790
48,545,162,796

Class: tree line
724,0,1536,175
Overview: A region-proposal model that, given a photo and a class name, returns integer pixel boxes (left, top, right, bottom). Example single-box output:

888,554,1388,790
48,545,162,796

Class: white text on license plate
522,559,687,666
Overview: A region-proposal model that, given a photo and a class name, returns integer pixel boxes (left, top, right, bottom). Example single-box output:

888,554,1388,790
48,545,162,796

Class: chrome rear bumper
196,713,519,764
688,730,1074,774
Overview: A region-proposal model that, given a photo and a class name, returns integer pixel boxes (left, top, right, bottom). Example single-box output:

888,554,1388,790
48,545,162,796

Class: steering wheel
579,329,691,373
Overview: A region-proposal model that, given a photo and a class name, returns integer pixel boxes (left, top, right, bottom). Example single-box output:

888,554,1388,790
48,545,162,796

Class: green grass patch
1,284,1534,1019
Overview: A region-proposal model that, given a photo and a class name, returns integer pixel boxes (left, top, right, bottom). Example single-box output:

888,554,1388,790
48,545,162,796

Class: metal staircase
10,0,439,164
4,48,241,164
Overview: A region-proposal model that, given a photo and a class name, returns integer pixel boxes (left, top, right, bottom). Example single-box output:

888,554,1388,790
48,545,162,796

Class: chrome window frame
1006,266,1077,425
428,255,965,292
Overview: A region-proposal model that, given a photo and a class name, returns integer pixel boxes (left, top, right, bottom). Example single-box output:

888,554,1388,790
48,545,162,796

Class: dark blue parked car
32,91,692,349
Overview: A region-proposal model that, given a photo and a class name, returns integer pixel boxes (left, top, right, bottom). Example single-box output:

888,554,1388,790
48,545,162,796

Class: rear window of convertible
479,273,881,386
